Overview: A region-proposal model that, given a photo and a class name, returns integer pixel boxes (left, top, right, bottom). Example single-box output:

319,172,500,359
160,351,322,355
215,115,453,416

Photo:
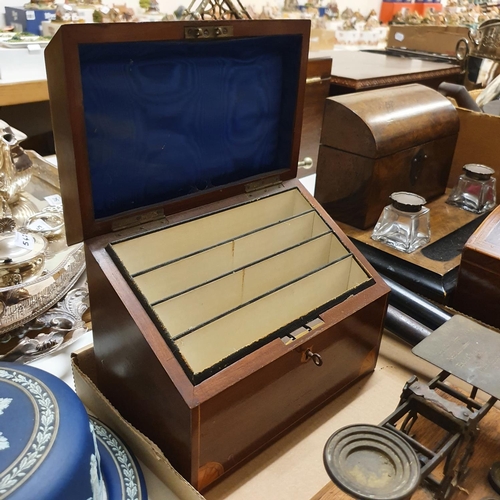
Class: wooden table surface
310,50,462,91
2,51,461,106
0,79,49,106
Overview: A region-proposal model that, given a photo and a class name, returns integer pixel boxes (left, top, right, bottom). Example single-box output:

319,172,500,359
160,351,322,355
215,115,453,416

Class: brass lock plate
184,26,233,39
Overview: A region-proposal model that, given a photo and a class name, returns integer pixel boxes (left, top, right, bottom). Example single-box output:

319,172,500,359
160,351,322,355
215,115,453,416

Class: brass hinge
306,76,322,85
244,175,282,193
111,209,165,232
184,26,233,39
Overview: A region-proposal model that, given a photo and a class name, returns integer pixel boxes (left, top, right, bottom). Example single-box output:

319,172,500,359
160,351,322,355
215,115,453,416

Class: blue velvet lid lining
79,35,302,220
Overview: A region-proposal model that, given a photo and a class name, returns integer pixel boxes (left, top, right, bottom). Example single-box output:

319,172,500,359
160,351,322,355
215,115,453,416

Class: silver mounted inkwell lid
462,163,495,181
389,192,427,213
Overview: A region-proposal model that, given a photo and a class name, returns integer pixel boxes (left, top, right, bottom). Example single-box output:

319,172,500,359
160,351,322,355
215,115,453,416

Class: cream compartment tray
109,188,373,383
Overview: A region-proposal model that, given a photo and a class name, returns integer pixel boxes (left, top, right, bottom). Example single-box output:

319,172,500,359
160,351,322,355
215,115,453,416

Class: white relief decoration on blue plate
89,421,107,500
0,398,12,451
0,398,12,415
92,421,141,500
0,369,58,498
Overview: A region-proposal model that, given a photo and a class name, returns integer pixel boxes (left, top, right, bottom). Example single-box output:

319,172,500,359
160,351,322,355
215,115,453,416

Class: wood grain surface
0,80,48,106
454,204,500,329
298,57,332,176
324,51,461,91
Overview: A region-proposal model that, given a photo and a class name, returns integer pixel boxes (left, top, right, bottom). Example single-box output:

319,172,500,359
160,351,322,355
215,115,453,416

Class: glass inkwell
371,192,430,253
446,164,496,214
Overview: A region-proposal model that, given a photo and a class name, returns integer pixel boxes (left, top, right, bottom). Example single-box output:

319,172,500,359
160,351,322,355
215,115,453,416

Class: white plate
0,39,50,48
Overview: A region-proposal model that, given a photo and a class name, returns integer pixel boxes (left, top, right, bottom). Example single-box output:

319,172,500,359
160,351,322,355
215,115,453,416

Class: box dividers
153,233,349,336
174,256,373,375
149,229,336,308
127,211,331,304
127,208,317,278
170,253,359,342
110,188,313,275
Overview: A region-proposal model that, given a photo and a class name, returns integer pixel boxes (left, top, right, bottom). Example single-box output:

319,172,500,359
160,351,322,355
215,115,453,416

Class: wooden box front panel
197,296,386,486
315,135,458,229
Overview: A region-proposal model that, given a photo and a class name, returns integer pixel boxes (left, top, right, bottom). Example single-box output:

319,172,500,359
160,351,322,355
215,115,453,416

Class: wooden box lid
320,83,459,159
45,20,311,245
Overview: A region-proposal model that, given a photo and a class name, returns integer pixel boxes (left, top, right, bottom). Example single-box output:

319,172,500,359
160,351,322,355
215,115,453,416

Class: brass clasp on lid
184,26,233,39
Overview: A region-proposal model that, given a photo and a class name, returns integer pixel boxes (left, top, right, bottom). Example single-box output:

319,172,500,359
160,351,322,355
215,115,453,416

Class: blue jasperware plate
89,416,148,500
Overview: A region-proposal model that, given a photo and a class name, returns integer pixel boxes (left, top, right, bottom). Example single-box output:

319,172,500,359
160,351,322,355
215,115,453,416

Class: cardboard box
5,6,56,35
387,25,468,57
71,346,206,500
449,90,500,199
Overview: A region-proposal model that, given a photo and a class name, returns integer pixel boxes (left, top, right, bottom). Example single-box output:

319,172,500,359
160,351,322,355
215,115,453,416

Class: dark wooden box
454,205,500,329
45,21,389,491
315,84,460,229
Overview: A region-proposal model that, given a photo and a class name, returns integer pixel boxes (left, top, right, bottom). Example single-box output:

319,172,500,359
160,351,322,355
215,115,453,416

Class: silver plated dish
0,151,85,335
0,231,47,287
469,19,500,62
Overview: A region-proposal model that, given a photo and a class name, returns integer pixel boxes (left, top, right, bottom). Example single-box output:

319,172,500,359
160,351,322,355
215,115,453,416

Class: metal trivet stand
324,315,500,500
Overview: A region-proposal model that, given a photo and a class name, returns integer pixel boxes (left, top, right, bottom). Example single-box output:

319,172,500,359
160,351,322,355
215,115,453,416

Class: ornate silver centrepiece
0,122,85,338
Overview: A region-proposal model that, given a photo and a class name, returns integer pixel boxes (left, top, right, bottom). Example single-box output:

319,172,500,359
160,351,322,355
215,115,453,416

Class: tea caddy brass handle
305,349,323,366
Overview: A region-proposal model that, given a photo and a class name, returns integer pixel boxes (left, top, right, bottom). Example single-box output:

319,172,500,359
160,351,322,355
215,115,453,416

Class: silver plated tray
0,151,85,335
470,19,500,62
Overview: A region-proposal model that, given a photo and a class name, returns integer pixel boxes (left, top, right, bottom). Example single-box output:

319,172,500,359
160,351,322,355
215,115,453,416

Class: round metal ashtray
0,232,47,287
323,424,421,500
389,192,427,213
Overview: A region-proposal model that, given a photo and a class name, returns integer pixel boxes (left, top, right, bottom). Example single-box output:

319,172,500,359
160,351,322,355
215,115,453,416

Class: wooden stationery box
454,205,500,329
315,84,460,229
45,21,389,491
